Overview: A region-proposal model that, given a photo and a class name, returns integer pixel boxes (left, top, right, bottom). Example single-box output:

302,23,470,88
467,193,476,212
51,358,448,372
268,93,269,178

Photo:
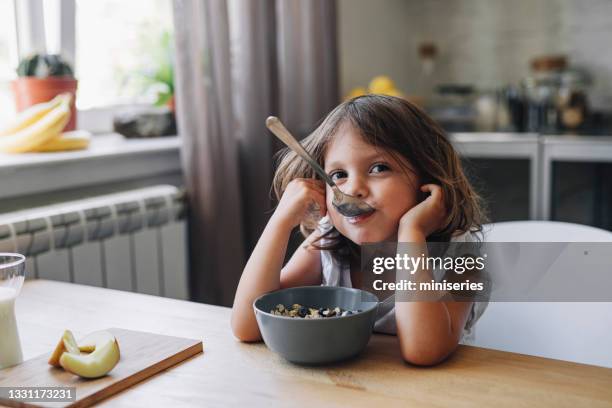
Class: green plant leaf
154,91,173,107
134,29,175,105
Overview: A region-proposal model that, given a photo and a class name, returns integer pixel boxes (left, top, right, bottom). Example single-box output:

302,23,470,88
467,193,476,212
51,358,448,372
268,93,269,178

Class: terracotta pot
11,77,78,131
167,94,175,113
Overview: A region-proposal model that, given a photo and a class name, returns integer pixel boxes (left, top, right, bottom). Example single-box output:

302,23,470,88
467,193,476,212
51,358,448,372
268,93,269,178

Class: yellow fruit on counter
368,76,396,94
0,94,66,137
0,95,71,153
35,130,91,152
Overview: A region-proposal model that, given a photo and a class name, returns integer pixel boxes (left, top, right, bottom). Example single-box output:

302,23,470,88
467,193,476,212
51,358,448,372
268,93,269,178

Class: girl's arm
395,184,473,366
279,230,323,289
395,229,473,366
230,179,326,342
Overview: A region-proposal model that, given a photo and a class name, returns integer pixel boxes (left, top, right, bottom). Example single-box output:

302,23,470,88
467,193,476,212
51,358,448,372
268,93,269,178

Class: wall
338,0,612,109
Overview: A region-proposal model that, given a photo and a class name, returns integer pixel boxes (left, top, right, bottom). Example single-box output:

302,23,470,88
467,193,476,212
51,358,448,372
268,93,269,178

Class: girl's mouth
345,210,375,224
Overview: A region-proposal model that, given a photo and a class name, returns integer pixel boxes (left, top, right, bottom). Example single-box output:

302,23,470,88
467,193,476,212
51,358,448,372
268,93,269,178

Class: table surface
9,280,612,407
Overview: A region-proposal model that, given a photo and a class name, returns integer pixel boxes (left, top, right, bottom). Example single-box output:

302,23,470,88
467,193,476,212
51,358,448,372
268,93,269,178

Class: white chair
472,221,612,368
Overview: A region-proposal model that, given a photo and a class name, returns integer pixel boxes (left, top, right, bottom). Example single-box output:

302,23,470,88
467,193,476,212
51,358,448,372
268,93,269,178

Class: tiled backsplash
339,0,612,109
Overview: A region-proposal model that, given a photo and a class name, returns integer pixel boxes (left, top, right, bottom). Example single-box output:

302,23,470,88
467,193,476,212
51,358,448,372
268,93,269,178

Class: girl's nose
342,176,369,198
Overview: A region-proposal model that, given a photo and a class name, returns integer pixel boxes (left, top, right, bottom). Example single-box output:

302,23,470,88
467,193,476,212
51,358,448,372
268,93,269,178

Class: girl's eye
329,170,347,181
370,163,390,174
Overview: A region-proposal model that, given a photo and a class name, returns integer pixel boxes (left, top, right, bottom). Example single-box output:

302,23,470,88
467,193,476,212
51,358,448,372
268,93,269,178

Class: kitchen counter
1,132,611,220
9,280,612,407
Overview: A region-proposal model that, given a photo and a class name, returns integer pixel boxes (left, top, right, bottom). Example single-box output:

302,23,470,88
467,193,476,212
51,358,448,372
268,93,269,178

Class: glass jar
557,69,591,132
521,55,591,134
522,72,561,133
522,55,566,133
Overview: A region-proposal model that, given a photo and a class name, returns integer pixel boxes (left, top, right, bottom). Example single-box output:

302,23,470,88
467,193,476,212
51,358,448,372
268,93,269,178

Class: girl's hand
273,178,326,229
399,184,447,237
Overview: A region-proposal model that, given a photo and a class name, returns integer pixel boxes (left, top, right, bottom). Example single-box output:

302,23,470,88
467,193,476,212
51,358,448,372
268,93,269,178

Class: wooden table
9,280,612,407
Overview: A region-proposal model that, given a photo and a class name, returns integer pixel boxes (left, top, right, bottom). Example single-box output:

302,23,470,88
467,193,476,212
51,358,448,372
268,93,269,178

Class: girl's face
324,124,420,244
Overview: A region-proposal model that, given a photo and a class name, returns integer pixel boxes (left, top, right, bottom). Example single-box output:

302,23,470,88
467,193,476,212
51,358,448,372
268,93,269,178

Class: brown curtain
276,0,340,137
173,0,339,306
228,0,278,253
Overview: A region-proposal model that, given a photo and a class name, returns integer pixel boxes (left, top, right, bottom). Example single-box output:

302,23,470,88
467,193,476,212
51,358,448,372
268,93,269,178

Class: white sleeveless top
317,216,488,344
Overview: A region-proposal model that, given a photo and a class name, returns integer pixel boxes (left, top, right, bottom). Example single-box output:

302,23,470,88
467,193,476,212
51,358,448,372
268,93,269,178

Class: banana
0,94,68,137
35,130,91,152
0,99,71,153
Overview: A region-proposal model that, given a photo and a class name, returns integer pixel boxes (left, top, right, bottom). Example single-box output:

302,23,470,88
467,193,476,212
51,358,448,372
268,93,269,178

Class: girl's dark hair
272,94,487,254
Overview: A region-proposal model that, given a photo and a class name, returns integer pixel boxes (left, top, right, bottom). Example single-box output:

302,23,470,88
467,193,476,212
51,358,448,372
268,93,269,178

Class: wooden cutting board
0,328,203,408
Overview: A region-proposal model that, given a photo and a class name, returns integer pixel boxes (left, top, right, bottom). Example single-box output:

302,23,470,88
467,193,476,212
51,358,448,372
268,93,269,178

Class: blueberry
298,306,308,317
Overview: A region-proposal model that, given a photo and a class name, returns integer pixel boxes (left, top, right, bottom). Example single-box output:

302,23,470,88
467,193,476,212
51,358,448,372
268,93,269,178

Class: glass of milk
0,253,25,369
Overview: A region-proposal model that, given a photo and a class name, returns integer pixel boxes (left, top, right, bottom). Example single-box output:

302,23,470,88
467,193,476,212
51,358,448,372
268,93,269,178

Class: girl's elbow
230,314,262,342
399,340,457,366
233,329,261,343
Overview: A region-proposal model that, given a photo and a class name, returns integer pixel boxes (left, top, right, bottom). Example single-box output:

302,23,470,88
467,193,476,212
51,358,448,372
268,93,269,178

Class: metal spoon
266,116,374,218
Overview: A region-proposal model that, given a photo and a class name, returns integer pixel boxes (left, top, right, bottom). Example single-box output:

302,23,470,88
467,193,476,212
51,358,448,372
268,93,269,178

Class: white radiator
0,185,189,300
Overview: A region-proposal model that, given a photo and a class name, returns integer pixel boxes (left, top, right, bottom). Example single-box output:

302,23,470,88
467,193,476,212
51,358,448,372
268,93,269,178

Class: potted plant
12,54,78,131
140,31,175,112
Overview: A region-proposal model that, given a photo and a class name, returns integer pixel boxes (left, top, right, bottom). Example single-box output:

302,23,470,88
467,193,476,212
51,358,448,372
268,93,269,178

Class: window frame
0,0,19,123
1,0,19,76
13,0,168,133
14,0,47,61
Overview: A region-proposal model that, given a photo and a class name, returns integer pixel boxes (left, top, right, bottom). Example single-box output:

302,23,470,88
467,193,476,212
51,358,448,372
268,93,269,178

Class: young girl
231,94,488,366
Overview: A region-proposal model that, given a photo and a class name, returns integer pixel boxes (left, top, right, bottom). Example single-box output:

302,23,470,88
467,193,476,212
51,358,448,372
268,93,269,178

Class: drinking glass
0,253,25,369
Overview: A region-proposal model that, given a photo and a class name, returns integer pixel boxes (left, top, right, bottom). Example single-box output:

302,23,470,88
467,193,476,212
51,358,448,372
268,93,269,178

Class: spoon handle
266,116,336,188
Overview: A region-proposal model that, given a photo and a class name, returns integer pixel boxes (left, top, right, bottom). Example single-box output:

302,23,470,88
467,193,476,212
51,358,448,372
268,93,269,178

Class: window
0,0,18,124
0,0,174,130
74,0,174,109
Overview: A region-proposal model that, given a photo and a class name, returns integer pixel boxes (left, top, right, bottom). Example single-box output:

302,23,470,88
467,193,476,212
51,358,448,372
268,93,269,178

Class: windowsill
0,133,181,199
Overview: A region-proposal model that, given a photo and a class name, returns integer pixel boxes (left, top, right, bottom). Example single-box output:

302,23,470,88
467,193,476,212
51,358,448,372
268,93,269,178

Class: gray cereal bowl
253,286,379,365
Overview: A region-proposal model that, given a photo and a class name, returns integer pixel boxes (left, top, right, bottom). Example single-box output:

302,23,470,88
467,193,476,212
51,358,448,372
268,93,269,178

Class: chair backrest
484,220,612,242
471,221,612,368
